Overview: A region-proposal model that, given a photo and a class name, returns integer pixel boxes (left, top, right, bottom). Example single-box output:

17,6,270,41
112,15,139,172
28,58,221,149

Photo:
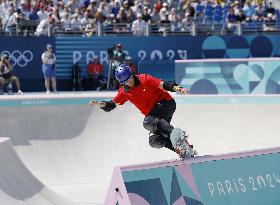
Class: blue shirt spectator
27,8,39,21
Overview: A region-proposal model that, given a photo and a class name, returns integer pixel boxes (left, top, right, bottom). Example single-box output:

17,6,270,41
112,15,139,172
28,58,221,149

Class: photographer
107,43,126,90
0,54,23,95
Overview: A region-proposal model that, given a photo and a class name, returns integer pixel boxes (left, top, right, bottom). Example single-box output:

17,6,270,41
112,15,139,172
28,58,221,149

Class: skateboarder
89,64,194,159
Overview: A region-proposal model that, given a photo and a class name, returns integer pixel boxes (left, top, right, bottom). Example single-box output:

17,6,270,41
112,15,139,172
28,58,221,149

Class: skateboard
170,127,198,159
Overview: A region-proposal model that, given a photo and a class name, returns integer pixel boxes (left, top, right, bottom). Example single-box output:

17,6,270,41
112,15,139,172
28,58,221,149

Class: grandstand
0,0,280,36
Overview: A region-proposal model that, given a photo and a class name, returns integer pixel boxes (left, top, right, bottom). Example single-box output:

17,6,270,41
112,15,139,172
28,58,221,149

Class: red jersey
113,74,173,116
88,63,103,75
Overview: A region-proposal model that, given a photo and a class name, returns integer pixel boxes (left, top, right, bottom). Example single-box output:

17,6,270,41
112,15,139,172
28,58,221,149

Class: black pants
146,99,176,151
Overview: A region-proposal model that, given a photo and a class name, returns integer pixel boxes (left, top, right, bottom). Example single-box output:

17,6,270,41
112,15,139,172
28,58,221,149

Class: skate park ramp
0,93,280,204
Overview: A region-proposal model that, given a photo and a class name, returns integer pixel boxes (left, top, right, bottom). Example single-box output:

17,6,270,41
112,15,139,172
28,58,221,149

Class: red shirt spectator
88,56,103,75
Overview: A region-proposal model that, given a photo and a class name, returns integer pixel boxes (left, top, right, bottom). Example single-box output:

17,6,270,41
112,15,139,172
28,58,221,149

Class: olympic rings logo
1,50,33,67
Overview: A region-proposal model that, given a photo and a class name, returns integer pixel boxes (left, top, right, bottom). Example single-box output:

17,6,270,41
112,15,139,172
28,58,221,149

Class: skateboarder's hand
89,100,106,108
176,87,189,95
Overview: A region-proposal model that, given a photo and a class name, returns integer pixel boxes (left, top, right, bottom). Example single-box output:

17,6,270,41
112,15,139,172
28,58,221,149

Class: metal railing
2,20,280,37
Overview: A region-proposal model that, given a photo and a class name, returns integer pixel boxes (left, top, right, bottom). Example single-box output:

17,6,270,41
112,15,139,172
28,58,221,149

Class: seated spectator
159,14,171,35
112,1,120,17
226,8,237,30
95,8,106,23
242,1,256,21
265,1,275,15
81,10,90,29
255,3,266,21
180,12,192,32
0,54,23,94
168,8,180,31
61,13,72,31
263,12,277,31
3,7,16,34
71,13,82,31
142,6,152,23
37,5,48,21
115,7,128,33
84,21,96,36
132,13,146,36
126,8,136,23
103,13,115,34
236,9,246,23
27,7,39,21
83,56,106,90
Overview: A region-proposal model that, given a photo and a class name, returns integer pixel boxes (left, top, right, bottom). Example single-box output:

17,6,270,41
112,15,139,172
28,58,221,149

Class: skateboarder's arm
159,81,189,95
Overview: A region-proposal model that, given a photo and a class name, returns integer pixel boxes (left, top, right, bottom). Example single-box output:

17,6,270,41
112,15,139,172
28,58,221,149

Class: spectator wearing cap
132,13,146,36
41,44,58,94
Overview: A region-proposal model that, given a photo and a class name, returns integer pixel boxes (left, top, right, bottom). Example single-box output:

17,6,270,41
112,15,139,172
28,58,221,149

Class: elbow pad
163,81,178,92
101,100,116,112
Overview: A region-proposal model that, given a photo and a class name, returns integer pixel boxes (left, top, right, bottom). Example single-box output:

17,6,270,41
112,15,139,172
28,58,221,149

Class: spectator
3,7,16,33
126,7,136,23
112,1,120,17
168,8,180,31
84,21,96,36
255,3,266,21
27,7,39,21
103,13,115,34
35,13,55,36
236,9,246,23
0,53,23,95
265,1,275,15
71,13,82,31
154,0,163,13
81,10,90,28
61,12,72,31
226,8,237,30
108,43,126,89
132,13,146,36
242,1,256,21
142,6,152,23
180,12,192,32
37,5,48,21
83,56,106,90
263,12,277,31
41,43,58,94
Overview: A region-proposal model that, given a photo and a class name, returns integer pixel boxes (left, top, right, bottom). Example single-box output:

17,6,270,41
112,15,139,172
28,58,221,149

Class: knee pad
149,134,165,149
143,116,159,133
